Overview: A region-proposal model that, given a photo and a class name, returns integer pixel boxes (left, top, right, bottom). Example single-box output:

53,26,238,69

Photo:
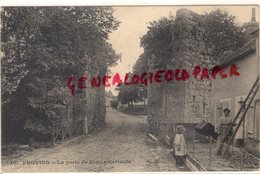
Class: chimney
251,8,256,22
244,8,258,41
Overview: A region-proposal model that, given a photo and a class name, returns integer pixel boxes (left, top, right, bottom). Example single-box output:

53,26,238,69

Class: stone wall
147,54,165,125
176,9,213,123
83,70,106,134
147,9,213,137
168,9,213,123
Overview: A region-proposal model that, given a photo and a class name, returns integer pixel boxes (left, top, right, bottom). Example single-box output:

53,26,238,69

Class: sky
107,6,259,94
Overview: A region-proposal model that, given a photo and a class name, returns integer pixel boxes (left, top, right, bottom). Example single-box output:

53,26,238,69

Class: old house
211,9,259,155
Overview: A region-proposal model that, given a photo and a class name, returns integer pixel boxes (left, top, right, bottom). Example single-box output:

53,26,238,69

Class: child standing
174,125,186,167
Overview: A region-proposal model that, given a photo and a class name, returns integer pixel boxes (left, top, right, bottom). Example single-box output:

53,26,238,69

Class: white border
0,0,260,6
1,0,260,174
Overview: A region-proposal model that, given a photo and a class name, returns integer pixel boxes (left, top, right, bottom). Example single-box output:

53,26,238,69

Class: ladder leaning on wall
221,76,260,157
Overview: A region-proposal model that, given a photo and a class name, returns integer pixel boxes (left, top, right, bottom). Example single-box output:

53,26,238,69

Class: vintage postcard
1,3,260,173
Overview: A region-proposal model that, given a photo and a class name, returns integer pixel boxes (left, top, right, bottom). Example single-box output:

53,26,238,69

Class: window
247,105,255,138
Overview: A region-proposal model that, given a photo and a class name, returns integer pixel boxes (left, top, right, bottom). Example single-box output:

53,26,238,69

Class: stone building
147,9,213,139
211,9,260,155
147,8,260,156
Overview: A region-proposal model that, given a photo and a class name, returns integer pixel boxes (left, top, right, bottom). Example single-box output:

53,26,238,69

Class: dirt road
2,108,180,172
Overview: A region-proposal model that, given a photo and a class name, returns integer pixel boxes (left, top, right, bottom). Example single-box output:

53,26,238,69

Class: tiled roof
218,38,257,68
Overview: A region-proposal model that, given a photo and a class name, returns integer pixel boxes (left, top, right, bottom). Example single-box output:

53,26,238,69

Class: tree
136,9,246,113
203,9,246,60
1,7,120,144
110,99,119,109
132,53,149,105
116,73,139,108
140,17,172,67
132,53,149,74
116,85,137,108
140,9,246,66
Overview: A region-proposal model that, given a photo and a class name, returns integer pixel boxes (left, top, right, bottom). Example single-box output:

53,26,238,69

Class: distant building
105,96,117,107
105,90,116,107
211,9,259,155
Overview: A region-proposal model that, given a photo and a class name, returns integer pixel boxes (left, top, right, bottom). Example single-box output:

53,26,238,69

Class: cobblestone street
2,108,181,172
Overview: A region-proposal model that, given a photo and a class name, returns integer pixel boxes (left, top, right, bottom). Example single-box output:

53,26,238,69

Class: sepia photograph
1,4,260,172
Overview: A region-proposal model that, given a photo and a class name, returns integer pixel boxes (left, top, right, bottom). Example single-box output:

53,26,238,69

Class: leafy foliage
134,9,246,113
132,53,148,103
1,7,120,144
116,72,147,108
132,53,149,74
117,85,136,107
140,17,172,66
110,99,119,108
139,9,246,66
203,9,246,59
